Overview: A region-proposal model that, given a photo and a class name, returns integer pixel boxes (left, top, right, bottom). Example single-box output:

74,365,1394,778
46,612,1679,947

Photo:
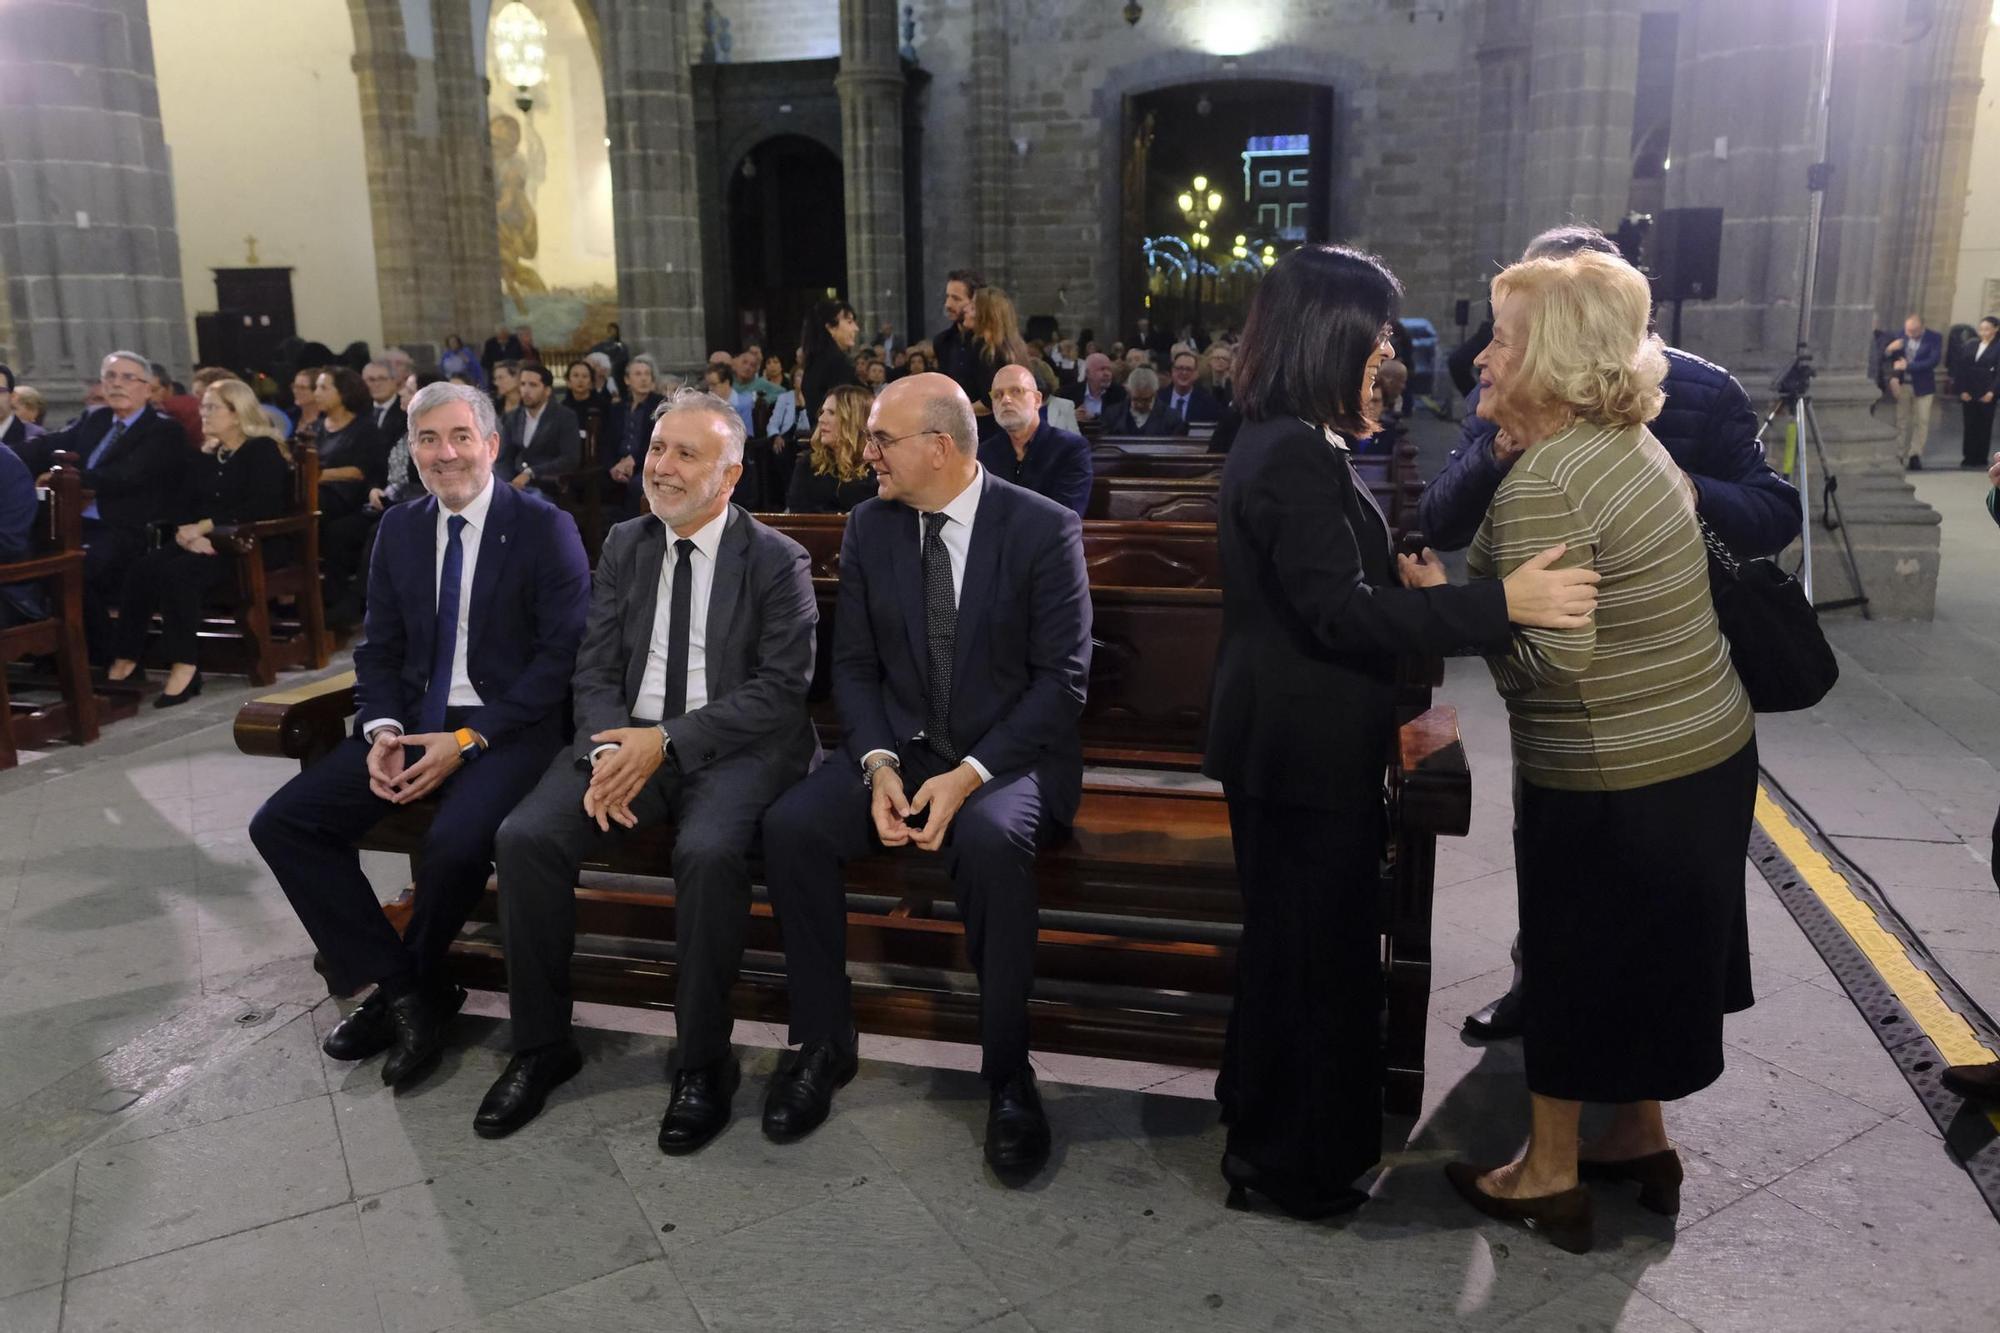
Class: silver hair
627,353,659,377
1126,366,1160,395
584,351,612,375
920,383,979,456
407,381,498,442
102,349,151,378
652,385,746,465
363,359,391,375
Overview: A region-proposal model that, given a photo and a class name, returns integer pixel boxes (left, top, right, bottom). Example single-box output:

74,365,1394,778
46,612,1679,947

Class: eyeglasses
863,429,945,453
102,369,149,385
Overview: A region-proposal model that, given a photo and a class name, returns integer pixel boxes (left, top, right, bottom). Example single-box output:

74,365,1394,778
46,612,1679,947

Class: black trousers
494,744,779,1064
1217,786,1387,1196
321,506,383,605
249,716,556,996
1962,398,1996,468
763,745,1048,1081
81,521,147,665
113,546,233,664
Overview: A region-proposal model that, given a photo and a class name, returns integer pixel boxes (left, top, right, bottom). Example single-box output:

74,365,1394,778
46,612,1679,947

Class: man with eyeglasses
758,372,1092,1181
976,363,1092,517
28,350,191,662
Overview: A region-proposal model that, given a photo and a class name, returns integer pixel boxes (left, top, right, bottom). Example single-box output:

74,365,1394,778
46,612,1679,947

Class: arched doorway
1121,80,1335,342
728,135,846,359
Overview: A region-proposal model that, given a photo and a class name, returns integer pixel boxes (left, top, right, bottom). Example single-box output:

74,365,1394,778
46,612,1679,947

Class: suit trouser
113,546,232,664
81,521,147,664
1961,399,1996,467
249,718,555,996
495,745,777,1065
1892,381,1935,462
762,746,1047,1082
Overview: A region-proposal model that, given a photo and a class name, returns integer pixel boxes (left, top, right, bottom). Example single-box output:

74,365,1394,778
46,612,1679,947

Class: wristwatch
862,753,900,789
453,727,485,762
658,725,671,760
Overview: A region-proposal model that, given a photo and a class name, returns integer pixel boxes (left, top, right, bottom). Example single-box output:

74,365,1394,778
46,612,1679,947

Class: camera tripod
1760,354,1869,616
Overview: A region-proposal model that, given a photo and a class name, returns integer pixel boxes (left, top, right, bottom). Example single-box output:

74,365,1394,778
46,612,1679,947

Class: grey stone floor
4,410,2000,1330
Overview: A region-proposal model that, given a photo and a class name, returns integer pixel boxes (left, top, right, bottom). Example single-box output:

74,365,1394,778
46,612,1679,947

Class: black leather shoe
658,1055,742,1155
1942,1061,2000,1105
1462,988,1523,1042
1221,1154,1368,1220
985,1067,1052,1179
474,1042,584,1139
152,670,204,709
379,988,455,1089
762,1037,858,1143
323,984,465,1062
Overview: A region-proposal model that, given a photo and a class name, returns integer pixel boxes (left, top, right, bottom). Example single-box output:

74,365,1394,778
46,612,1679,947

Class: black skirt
1517,737,1758,1104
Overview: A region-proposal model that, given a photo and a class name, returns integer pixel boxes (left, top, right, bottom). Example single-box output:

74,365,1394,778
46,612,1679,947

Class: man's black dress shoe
323,984,466,1062
658,1055,741,1155
379,988,456,1089
1462,988,1523,1042
985,1067,1052,1179
1942,1060,2000,1105
474,1042,584,1139
762,1037,858,1143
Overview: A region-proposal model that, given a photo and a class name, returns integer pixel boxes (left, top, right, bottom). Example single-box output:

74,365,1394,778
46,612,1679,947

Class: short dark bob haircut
1233,244,1400,436
800,298,858,369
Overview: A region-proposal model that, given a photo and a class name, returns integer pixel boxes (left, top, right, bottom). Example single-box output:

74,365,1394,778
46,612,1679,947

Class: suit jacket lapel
411,495,441,671
1342,452,1393,571
624,517,667,707
705,507,748,692
892,503,927,675
952,472,1004,677
465,483,515,663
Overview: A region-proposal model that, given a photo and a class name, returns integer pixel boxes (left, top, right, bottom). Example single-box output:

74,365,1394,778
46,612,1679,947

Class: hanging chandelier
493,2,549,113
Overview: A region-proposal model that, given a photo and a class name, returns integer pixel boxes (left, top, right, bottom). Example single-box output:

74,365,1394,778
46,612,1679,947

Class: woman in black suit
105,378,292,706
800,298,862,419
1956,315,1998,469
786,384,879,514
1202,245,1600,1217
306,365,385,519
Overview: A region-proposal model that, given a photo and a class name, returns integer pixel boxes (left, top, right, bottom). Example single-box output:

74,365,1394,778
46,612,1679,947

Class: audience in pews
1201,342,1236,408
149,362,204,447
250,382,589,1090
0,432,39,628
759,372,1091,1180
932,269,983,407
105,378,292,706
324,371,440,629
800,298,863,416
977,364,1092,517
0,364,45,457
1164,349,1224,425
1098,367,1188,437
962,287,1031,417
308,367,389,520
11,384,46,431
481,388,819,1144
480,325,524,381
1203,245,1597,1222
609,354,666,496
440,334,483,388
362,360,406,439
1065,352,1127,426
501,364,581,493
492,360,523,417
785,384,879,515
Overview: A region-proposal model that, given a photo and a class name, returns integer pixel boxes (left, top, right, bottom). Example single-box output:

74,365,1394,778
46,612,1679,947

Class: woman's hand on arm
1501,543,1599,629
1396,547,1448,588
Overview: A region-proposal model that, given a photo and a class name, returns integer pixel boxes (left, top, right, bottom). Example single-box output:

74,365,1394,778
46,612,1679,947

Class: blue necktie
419,514,467,733
80,418,128,521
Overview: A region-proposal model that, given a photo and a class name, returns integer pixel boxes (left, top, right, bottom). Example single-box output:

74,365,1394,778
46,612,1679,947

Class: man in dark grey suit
479,388,819,1147
499,364,581,491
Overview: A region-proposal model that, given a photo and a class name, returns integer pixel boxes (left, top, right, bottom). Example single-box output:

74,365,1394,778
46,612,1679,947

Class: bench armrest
1393,705,1471,838
234,670,357,762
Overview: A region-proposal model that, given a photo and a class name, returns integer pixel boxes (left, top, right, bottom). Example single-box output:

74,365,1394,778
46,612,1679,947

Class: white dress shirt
593,506,729,761
862,466,992,783
361,475,494,740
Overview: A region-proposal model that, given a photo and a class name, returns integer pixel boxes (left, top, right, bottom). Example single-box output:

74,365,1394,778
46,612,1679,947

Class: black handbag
1698,517,1838,713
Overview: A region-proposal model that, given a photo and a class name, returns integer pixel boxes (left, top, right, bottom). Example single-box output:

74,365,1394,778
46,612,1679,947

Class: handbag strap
1695,512,1740,574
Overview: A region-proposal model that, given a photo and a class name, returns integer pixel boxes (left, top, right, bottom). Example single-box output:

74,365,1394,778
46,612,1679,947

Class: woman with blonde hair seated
785,383,878,514
106,377,293,705
1407,247,1758,1254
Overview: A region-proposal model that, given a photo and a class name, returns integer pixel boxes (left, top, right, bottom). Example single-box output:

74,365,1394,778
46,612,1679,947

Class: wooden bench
0,467,97,768
235,545,1473,1113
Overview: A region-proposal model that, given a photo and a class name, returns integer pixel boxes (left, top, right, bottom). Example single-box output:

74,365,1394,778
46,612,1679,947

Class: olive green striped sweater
1466,420,1754,792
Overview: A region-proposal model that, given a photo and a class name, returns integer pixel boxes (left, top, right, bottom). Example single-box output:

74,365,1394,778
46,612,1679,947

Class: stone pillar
968,0,1011,289
1518,0,1642,253
595,0,707,369
837,0,908,337
1467,0,1535,277
346,0,499,361
1669,0,1939,618
0,0,189,395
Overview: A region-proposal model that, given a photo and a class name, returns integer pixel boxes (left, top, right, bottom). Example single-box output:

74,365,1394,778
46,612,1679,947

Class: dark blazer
977,422,1093,517
500,402,582,482
0,440,41,623
314,416,390,487
1064,381,1127,422
367,401,407,444
1098,398,1189,438
832,470,1092,824
1893,327,1945,396
174,437,291,528
1955,338,2000,401
1162,384,1225,425
32,405,189,532
1204,416,1511,808
353,480,589,749
570,505,819,779
801,351,860,421
2,415,44,458
785,452,878,515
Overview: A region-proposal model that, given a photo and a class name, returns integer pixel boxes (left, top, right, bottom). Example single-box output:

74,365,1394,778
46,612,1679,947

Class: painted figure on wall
492,111,548,304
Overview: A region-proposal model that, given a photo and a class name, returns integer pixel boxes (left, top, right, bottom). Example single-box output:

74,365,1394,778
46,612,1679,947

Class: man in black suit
481,325,524,381
249,383,589,1089
1098,368,1188,437
500,364,581,491
480,389,820,1144
1131,317,1172,368
977,364,1092,517
932,269,983,407
362,359,408,442
760,372,1092,1179
0,364,45,459
0,434,40,627
29,350,191,662
1163,349,1224,425
1064,353,1127,427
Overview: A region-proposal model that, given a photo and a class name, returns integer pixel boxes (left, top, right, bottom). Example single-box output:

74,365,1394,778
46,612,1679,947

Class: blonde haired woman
107,378,293,704
785,384,878,514
962,286,1030,414
1408,247,1757,1254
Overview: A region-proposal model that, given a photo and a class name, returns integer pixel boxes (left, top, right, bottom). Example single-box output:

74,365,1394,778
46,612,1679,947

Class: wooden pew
762,514,1220,590
204,444,331,686
0,468,97,768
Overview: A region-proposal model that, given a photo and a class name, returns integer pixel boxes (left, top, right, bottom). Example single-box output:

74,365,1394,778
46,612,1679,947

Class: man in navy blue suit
759,372,1092,1180
976,364,1092,517
1162,348,1224,425
250,382,589,1089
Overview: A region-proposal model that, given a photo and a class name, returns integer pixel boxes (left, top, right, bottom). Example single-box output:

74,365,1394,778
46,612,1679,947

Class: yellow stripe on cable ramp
1754,787,2000,1129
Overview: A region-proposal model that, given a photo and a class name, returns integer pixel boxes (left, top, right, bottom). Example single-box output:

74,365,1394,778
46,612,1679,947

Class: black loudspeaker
1650,207,1723,302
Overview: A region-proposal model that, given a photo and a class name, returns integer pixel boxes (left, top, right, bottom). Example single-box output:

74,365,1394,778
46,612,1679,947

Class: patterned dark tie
921,511,958,762
418,514,467,732
80,418,128,521
663,538,695,721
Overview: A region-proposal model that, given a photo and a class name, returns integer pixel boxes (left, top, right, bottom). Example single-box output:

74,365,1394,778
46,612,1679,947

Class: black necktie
664,538,695,720
921,511,958,762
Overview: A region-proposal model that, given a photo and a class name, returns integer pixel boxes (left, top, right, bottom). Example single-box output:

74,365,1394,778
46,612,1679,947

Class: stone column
1669,0,1940,618
1467,0,1535,277
594,0,707,370
968,0,1011,289
837,0,908,337
1517,0,1643,254
432,0,503,343
0,0,189,396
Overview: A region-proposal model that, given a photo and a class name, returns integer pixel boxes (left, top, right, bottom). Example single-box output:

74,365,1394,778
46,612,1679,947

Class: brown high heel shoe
1444,1161,1595,1255
1579,1148,1682,1216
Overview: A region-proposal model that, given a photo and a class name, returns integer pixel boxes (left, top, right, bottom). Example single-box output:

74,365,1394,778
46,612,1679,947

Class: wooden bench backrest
762,514,1221,591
